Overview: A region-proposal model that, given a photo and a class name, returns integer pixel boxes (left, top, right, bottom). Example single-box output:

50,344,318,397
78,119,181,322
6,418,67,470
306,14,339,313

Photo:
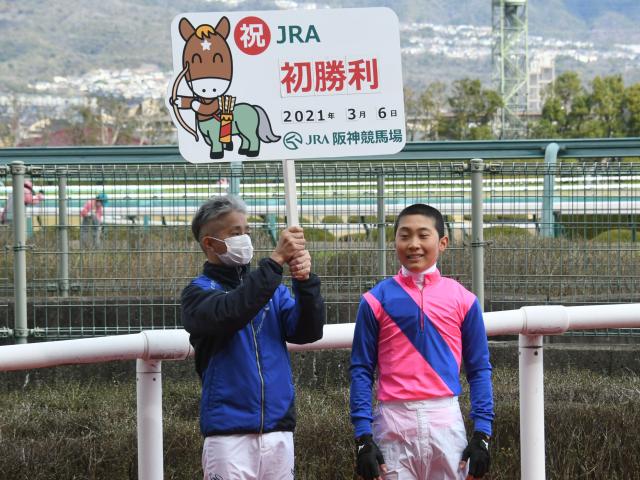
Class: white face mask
212,234,254,266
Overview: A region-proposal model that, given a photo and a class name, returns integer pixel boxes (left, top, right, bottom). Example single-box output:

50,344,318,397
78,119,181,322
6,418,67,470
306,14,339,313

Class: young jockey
181,195,325,479
350,203,494,480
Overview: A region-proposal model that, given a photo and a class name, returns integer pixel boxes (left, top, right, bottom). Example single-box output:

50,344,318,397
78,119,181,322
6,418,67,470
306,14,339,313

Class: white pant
202,431,294,480
373,397,469,480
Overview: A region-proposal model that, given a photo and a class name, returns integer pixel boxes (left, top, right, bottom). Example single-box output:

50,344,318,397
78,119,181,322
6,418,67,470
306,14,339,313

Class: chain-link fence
1,156,639,339
484,162,639,304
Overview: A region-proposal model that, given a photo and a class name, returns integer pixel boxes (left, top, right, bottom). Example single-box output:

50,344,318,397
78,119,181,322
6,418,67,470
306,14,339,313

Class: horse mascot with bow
170,16,280,159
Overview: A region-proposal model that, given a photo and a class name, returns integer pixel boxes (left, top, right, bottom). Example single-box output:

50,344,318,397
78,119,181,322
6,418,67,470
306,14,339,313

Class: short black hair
394,203,445,238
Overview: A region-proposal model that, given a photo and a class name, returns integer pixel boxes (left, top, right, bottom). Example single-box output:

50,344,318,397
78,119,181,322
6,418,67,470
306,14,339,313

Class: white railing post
136,359,164,480
470,158,486,309
519,334,546,480
10,161,29,344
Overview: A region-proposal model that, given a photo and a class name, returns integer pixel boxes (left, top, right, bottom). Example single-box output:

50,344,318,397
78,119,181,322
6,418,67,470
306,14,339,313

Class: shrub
340,226,395,242
347,215,376,224
302,228,335,242
484,226,532,239
321,215,344,224
556,214,640,240
591,229,635,243
276,215,312,224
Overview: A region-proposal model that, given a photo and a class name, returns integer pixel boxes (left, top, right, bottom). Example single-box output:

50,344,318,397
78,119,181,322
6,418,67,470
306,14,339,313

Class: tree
0,95,25,147
69,103,101,145
69,95,136,145
403,86,421,141
530,71,588,138
445,79,502,140
97,95,134,145
419,81,446,141
132,98,175,145
623,83,640,137
589,75,625,138
554,71,583,113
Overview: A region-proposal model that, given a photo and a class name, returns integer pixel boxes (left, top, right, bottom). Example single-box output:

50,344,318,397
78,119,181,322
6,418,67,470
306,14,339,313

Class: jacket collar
202,261,249,290
396,265,441,289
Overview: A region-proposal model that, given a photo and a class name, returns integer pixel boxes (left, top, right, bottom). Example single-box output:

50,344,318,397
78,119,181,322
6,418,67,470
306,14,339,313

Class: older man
181,194,325,480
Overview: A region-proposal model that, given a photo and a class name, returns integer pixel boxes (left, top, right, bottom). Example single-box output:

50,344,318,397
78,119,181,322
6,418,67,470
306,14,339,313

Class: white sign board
167,8,405,163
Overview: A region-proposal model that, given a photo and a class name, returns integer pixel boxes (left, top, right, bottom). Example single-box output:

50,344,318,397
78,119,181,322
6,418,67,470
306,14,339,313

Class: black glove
355,434,385,480
461,431,491,478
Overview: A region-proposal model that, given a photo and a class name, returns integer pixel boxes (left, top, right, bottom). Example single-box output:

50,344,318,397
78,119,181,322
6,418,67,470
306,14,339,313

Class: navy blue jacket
181,257,325,436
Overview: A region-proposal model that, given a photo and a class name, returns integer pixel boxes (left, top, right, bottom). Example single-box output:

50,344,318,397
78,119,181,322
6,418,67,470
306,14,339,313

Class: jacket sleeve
461,298,495,436
349,296,379,438
277,273,325,344
181,258,283,337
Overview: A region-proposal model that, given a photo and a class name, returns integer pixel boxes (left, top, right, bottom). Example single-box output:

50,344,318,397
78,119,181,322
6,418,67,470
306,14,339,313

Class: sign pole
282,159,299,227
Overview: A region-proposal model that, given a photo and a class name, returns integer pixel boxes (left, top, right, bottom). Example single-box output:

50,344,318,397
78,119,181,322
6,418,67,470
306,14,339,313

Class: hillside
1,0,639,91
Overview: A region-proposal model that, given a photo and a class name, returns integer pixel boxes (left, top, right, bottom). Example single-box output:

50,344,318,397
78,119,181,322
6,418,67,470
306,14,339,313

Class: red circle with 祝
234,16,271,55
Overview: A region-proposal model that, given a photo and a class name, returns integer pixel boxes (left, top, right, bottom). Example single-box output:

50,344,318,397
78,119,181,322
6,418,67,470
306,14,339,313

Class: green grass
0,366,639,479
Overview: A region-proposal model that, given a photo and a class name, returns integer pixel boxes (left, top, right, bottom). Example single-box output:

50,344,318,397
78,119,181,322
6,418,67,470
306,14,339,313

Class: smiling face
394,213,448,273
179,17,233,99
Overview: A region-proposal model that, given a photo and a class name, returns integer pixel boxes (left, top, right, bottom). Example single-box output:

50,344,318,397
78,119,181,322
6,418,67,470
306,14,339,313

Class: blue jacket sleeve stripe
349,297,379,438
461,298,495,436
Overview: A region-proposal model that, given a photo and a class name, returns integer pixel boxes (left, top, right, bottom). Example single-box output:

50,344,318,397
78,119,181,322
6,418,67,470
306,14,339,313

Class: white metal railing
0,304,639,480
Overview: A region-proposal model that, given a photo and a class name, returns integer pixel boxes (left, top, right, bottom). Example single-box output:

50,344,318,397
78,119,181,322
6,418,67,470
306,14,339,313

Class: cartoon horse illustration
170,16,280,159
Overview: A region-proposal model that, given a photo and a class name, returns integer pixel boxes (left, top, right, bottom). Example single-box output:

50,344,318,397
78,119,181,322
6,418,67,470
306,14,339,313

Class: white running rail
0,304,639,480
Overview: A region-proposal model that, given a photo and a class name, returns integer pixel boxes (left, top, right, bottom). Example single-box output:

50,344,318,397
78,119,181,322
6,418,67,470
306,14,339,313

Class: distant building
528,53,555,114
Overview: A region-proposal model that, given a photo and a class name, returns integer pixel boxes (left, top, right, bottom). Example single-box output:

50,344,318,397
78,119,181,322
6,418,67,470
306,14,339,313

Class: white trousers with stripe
202,432,294,480
373,397,469,480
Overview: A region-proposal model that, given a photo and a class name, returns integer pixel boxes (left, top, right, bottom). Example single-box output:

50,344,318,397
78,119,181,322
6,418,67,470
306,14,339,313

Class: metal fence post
470,158,485,309
10,161,28,344
519,334,546,480
377,171,386,278
137,359,164,480
58,169,69,297
230,160,242,196
541,142,559,238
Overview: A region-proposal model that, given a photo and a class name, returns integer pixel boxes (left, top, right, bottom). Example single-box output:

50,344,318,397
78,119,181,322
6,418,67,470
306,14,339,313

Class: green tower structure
492,0,529,138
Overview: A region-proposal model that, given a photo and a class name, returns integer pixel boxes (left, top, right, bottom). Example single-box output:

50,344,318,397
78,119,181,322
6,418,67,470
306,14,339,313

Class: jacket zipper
419,284,425,332
251,314,265,433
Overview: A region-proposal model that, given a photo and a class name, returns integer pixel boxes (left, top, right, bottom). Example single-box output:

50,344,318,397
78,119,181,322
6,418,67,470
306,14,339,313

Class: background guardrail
1,139,639,340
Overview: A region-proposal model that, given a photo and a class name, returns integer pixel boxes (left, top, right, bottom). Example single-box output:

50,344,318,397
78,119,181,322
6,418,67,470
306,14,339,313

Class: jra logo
277,24,321,44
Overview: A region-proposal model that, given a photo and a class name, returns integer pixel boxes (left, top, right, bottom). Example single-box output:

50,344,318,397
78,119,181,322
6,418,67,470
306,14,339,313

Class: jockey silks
350,268,494,438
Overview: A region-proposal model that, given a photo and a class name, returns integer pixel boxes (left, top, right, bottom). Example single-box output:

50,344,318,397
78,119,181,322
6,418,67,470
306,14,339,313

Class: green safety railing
1,138,640,164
